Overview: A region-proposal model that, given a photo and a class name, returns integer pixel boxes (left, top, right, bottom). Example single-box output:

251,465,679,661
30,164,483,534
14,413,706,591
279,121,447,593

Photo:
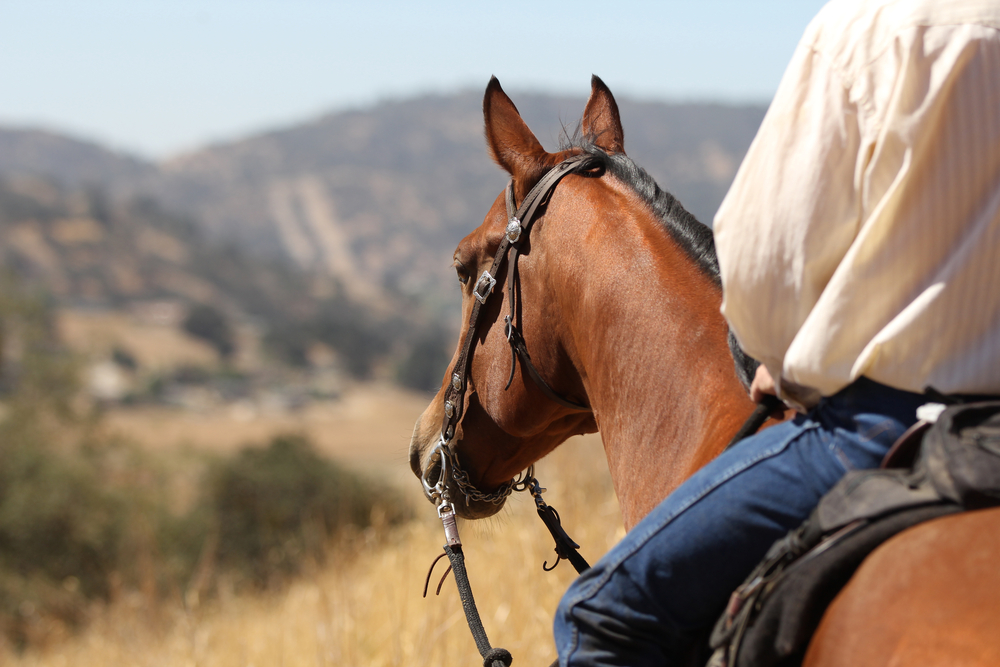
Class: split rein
419,153,781,667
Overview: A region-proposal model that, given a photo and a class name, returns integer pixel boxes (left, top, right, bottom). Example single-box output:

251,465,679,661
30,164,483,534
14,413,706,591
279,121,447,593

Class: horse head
411,75,757,527
408,76,631,519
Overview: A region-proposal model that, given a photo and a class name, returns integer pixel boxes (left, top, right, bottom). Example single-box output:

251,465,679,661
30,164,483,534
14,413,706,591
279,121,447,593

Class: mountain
0,91,766,319
0,128,157,194
149,93,766,311
0,174,419,384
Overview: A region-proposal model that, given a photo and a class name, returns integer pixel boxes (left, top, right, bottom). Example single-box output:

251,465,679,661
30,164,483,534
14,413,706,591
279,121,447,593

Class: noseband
422,153,599,513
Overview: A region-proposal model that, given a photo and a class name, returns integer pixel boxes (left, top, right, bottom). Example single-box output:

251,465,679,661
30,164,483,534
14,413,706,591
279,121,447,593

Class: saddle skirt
708,399,1000,667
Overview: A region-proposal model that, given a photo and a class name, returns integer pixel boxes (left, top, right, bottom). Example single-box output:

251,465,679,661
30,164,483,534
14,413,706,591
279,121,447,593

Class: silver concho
506,217,522,243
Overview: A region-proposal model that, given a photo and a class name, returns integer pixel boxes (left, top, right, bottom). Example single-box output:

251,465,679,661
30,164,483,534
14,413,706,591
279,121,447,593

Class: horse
408,76,1000,666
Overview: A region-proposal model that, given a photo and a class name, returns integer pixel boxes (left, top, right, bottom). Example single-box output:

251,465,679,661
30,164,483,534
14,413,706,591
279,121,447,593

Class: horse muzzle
410,434,508,520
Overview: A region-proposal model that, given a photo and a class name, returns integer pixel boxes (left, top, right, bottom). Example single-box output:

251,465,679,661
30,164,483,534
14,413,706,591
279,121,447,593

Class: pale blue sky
0,1,828,158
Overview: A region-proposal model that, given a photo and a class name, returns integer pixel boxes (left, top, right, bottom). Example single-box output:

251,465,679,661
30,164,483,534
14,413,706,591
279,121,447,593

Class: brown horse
408,77,1000,665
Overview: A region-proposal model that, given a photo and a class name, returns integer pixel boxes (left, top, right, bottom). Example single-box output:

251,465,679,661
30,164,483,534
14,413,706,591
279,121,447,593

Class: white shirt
715,0,1000,406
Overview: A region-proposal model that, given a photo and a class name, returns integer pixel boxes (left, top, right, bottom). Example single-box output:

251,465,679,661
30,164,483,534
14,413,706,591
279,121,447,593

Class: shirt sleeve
713,36,866,385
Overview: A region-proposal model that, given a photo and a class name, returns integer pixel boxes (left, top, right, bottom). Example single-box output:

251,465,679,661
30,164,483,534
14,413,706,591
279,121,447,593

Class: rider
554,0,1000,664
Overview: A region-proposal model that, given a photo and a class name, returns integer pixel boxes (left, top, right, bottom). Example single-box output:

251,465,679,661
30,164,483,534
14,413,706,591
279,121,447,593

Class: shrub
182,303,235,359
0,283,411,647
0,284,135,648
0,435,129,648
208,434,408,588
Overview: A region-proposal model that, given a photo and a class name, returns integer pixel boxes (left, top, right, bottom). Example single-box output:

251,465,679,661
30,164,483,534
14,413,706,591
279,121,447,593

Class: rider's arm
714,2,1000,402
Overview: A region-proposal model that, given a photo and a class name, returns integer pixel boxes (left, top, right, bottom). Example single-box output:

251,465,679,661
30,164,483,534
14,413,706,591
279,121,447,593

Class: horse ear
582,75,625,154
483,76,550,179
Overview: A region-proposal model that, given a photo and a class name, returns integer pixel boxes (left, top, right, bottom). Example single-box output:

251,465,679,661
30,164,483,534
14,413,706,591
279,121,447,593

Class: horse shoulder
803,506,1000,667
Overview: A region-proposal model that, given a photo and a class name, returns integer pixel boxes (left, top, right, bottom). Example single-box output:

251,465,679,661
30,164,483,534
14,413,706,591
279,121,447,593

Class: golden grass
4,434,623,667
102,384,429,466
57,308,220,372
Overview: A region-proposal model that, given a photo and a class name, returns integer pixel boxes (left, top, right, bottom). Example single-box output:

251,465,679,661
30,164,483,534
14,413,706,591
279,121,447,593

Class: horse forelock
560,135,758,391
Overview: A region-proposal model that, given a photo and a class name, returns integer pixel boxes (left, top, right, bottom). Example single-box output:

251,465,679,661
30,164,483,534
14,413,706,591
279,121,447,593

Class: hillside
0,91,766,318
0,128,157,194
151,93,766,311
0,176,433,390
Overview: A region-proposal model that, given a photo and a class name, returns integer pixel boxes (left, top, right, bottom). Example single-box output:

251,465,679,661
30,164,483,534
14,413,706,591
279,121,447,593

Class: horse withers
408,76,1000,666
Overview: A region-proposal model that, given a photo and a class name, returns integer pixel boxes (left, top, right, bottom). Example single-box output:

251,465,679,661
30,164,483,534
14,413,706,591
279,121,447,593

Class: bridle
419,153,600,667
421,153,599,517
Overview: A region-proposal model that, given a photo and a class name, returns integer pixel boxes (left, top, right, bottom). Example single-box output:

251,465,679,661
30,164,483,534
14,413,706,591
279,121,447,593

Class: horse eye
454,262,470,285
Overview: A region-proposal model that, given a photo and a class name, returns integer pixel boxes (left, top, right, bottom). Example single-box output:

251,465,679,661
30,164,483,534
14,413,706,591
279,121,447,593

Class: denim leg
554,379,927,667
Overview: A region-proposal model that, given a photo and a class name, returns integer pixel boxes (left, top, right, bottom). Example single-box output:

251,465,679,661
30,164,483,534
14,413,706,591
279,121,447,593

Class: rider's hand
750,364,778,405
750,365,787,420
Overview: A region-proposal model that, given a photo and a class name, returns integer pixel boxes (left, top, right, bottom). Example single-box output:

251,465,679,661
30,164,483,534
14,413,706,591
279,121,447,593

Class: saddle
707,399,1000,667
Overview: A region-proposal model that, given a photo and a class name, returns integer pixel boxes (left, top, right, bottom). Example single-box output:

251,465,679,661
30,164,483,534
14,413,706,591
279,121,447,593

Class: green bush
209,434,406,587
0,283,134,648
397,329,452,392
262,299,393,378
0,426,410,647
0,440,124,600
0,436,128,648
182,303,235,359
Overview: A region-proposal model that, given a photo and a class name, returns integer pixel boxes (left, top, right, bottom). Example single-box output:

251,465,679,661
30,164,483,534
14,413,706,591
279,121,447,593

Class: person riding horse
553,0,1000,665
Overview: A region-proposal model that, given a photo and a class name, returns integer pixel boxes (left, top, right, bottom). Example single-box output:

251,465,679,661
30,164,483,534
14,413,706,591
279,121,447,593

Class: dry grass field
4,386,622,667
102,384,430,480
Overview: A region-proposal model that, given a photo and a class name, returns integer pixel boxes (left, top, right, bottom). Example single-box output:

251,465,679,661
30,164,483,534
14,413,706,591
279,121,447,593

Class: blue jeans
554,378,928,667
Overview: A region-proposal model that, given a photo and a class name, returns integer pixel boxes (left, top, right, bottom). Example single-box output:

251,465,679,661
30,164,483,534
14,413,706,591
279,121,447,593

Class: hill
0,176,428,388
0,91,766,391
150,93,766,311
0,128,157,194
0,91,766,316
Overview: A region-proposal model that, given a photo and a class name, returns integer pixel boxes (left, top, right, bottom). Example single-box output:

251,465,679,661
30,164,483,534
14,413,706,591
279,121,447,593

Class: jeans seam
560,421,820,664
859,418,894,442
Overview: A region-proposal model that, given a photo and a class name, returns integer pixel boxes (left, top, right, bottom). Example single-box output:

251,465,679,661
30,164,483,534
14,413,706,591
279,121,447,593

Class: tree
182,304,235,359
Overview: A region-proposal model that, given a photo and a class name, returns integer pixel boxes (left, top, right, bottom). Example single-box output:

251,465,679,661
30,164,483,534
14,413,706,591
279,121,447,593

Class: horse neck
554,197,757,530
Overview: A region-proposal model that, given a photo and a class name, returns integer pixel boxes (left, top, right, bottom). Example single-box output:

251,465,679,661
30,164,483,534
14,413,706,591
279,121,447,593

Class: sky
1,0,829,159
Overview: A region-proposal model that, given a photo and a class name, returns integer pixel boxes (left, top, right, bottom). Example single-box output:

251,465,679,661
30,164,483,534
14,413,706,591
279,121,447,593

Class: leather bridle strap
503,179,590,411
424,155,599,665
439,153,597,446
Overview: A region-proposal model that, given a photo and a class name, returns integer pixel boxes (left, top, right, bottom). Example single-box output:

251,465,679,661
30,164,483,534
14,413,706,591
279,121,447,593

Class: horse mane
562,137,759,391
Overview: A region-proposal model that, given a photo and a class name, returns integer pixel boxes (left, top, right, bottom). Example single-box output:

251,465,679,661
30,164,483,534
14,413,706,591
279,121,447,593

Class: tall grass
5,434,622,667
